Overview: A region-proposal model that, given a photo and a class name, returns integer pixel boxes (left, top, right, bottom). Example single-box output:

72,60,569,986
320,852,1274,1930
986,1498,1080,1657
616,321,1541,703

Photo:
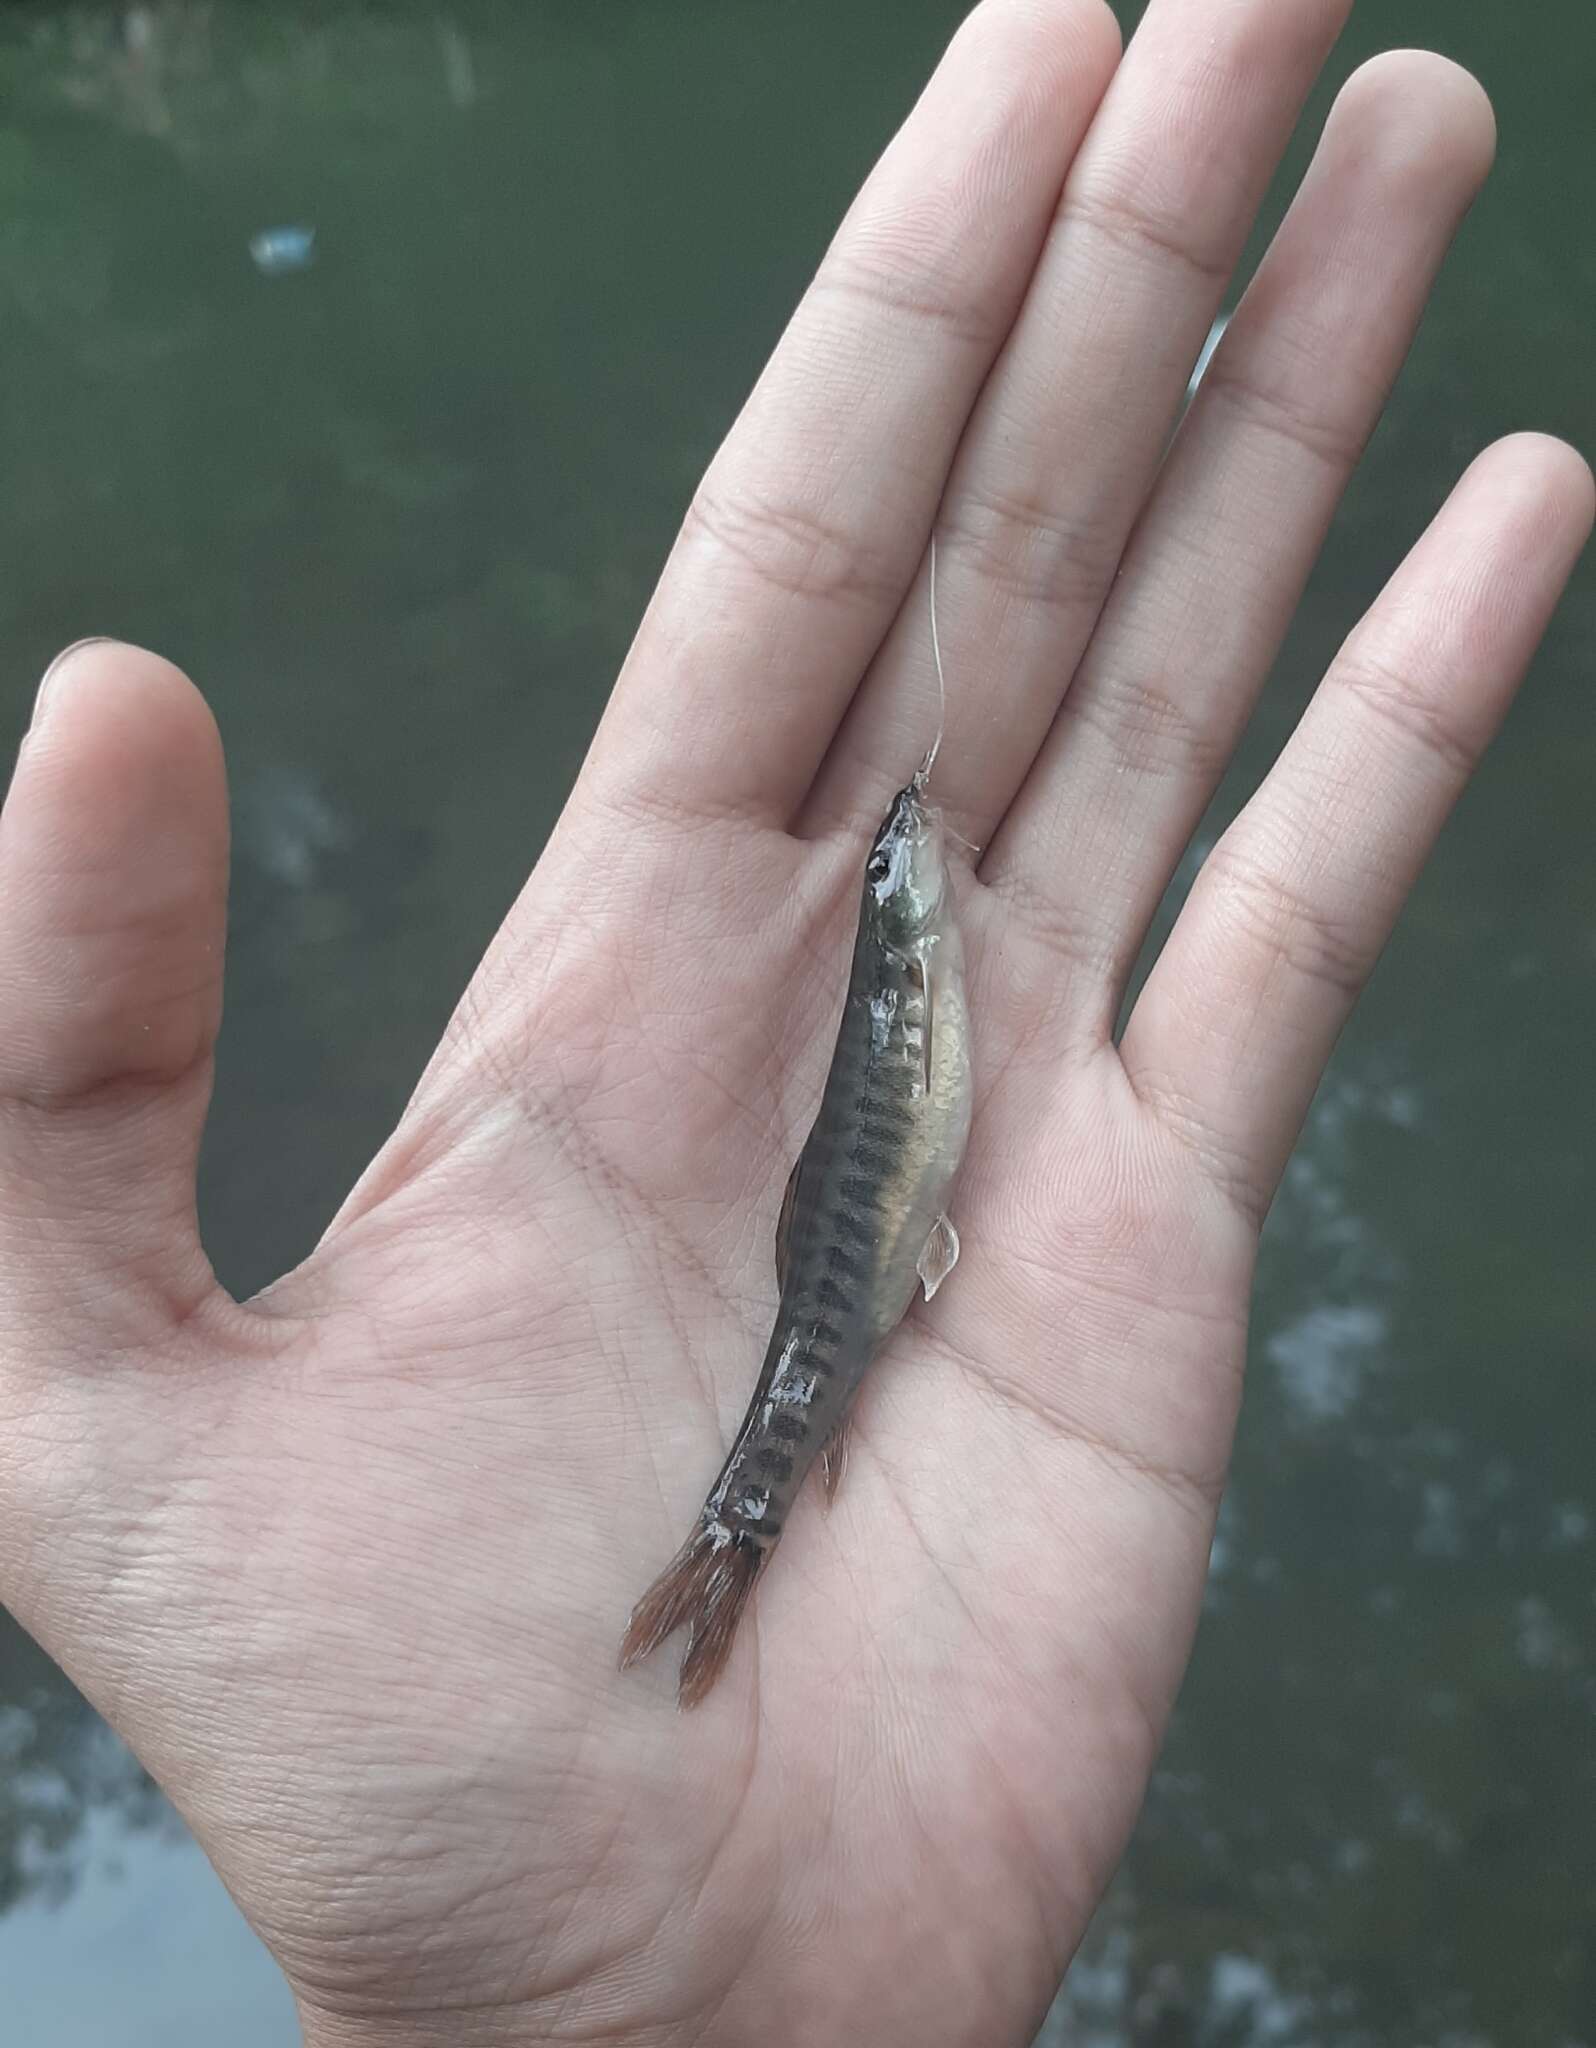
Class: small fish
621,698,974,1705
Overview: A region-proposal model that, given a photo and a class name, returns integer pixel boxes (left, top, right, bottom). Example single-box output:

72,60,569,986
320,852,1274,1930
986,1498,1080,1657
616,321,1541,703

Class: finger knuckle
682,476,901,612
1202,843,1371,1002
938,474,1123,617
1335,645,1485,778
1198,360,1370,474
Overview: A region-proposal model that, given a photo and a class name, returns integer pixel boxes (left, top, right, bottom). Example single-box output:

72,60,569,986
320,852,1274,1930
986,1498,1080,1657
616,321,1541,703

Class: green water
0,3,1591,2041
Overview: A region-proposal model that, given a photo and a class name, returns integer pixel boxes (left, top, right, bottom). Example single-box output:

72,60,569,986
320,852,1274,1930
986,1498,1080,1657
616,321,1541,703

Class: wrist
298,1999,688,2048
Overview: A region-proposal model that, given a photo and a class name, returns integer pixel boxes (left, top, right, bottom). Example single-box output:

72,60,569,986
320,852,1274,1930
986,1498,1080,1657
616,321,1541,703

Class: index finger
580,0,1121,831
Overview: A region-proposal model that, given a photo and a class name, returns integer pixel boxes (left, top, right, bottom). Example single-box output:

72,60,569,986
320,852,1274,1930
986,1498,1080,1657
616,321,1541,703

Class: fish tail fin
620,1520,766,1709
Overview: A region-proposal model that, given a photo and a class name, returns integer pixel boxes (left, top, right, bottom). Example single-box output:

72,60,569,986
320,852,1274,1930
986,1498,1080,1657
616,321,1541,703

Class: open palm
0,3,1588,2045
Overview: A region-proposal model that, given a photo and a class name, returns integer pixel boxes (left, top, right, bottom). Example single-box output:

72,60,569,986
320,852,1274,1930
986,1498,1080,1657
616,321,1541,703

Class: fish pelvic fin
819,1415,851,1506
620,1519,766,1709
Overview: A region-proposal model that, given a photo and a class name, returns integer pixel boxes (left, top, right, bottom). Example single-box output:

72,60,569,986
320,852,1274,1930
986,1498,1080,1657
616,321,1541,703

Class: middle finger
797,0,1351,844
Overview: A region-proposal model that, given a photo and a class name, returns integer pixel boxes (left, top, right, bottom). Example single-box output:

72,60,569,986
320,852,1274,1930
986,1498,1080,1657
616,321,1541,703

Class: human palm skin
0,3,1589,2045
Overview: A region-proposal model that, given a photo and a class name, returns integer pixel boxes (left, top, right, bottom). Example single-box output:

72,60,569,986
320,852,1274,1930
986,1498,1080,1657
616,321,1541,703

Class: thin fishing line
915,532,947,791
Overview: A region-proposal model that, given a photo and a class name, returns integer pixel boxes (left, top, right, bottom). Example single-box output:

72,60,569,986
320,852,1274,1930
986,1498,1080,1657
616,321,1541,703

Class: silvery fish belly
621,777,974,1705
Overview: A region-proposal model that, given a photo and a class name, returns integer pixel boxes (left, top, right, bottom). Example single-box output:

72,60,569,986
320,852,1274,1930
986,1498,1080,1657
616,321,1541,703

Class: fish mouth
886,780,932,836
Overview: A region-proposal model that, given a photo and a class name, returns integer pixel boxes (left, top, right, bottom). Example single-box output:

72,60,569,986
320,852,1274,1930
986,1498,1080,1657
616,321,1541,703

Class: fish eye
867,850,891,884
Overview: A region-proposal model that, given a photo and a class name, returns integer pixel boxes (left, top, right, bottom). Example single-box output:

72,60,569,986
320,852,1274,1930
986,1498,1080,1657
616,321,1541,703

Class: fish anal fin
775,1157,800,1294
776,1125,818,1293
819,1416,851,1506
917,1213,960,1301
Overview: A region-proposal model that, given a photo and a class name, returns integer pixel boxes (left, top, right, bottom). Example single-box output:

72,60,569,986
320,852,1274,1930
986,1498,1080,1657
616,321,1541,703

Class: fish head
863,782,949,947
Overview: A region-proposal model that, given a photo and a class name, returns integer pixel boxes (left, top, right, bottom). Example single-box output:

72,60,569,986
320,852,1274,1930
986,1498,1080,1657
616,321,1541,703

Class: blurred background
0,2,1591,2042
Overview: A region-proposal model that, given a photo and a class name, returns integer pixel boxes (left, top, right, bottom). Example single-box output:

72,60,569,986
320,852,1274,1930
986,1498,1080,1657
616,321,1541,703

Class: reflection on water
0,1622,167,1915
1047,1015,1596,2042
4,1808,295,2047
0,1,1592,2043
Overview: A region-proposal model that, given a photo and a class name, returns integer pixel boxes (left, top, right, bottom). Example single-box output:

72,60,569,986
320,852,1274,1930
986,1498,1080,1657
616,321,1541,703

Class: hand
0,3,1588,2044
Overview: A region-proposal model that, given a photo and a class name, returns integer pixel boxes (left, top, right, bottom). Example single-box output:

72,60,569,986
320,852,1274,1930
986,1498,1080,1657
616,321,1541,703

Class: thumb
0,639,229,1337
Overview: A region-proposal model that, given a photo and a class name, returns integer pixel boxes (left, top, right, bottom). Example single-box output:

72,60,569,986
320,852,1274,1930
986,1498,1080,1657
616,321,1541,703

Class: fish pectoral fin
917,1213,960,1301
819,1415,851,1507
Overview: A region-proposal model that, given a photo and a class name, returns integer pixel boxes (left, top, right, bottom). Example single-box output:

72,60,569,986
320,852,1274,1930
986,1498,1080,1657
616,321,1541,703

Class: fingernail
32,638,115,730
